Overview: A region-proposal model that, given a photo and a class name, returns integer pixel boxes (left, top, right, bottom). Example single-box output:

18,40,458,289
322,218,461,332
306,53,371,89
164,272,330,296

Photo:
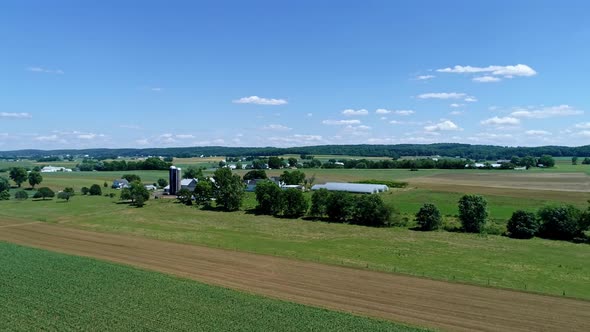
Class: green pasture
1,193,589,300
0,242,418,332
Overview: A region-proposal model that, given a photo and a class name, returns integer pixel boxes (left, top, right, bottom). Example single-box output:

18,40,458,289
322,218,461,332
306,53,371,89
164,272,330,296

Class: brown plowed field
1,221,589,332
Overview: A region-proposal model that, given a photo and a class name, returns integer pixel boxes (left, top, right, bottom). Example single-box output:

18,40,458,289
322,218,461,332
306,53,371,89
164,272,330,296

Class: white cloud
307,113,313,117
262,124,292,131
449,111,463,116
436,64,537,78
120,124,142,130
34,134,59,141
416,75,435,80
136,139,149,145
418,92,466,100
322,119,361,125
375,109,391,114
574,130,590,137
473,76,501,83
233,96,287,105
151,87,163,92
449,103,463,108
525,130,552,136
510,105,583,119
341,109,369,116
481,116,520,126
395,110,415,116
390,120,403,125
574,122,590,129
27,66,64,75
268,134,324,146
175,134,195,139
464,96,478,102
424,120,461,132
78,133,99,140
0,112,32,119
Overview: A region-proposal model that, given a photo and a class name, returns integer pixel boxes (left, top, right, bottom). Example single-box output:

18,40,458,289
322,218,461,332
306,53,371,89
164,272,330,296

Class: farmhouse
244,177,285,192
41,166,72,173
112,179,130,189
311,182,389,194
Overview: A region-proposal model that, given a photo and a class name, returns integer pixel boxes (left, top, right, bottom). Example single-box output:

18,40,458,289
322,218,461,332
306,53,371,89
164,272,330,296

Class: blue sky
1,0,589,150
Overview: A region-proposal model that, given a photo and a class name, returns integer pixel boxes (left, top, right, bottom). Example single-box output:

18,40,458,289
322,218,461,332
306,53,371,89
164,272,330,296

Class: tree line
3,143,590,160
76,157,171,171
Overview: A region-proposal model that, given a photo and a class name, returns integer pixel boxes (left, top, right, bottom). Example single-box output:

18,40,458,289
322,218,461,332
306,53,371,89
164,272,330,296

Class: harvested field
409,172,590,202
1,221,589,332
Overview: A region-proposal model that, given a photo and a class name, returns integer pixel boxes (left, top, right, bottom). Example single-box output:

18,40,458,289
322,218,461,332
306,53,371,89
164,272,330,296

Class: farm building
244,178,285,192
144,184,157,191
112,179,130,189
41,166,72,173
311,182,389,194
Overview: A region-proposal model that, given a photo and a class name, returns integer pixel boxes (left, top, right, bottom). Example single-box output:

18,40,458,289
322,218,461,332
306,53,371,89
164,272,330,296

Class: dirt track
1,221,589,332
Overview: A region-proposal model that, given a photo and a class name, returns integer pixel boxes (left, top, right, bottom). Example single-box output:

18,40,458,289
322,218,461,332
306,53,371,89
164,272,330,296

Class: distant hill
1,144,589,160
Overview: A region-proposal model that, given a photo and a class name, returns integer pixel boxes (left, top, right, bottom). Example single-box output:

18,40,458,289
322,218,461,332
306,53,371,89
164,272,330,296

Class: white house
112,179,130,189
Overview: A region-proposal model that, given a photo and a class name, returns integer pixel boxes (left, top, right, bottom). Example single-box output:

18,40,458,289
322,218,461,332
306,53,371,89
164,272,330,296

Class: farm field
1,224,589,332
0,242,417,332
1,194,590,300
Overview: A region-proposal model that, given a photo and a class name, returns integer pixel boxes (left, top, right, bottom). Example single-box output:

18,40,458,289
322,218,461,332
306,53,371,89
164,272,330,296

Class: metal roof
311,182,389,194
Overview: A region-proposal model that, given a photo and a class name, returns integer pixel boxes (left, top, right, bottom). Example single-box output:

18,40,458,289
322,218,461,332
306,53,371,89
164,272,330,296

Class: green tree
81,187,89,195
268,156,285,169
121,182,150,206
183,167,203,179
0,190,9,200
280,188,308,218
157,178,168,188
122,174,141,183
507,210,539,239
326,191,353,222
538,205,582,241
103,181,108,188
309,188,330,218
36,187,55,200
520,156,537,169
194,180,213,206
57,191,72,202
176,188,193,205
243,170,267,180
0,177,9,192
14,190,28,200
255,180,283,215
458,195,488,233
63,187,75,195
89,184,102,196
351,195,390,227
415,203,442,231
9,167,28,187
538,155,555,167
213,168,244,211
287,157,298,167
28,171,43,188
572,156,578,165
279,170,305,185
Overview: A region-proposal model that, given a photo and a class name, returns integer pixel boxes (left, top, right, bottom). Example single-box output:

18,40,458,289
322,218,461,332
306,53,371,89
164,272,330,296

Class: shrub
0,190,10,200
14,190,28,200
176,189,193,205
415,203,442,231
280,188,308,218
255,180,283,215
89,184,102,196
57,191,72,202
157,178,168,188
507,210,539,239
243,170,267,181
81,187,89,195
0,176,11,192
538,205,582,240
458,195,488,233
351,195,391,227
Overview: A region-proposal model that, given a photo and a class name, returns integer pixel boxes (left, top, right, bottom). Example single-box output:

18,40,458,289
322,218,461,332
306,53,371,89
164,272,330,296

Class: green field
0,242,419,332
1,194,589,300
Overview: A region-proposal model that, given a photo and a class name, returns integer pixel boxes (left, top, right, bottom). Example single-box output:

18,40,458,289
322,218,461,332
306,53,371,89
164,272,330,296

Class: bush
157,178,168,188
351,195,391,227
0,176,10,192
122,174,141,183
458,195,488,233
280,188,308,218
33,192,43,199
415,203,442,231
57,191,72,201
81,187,89,195
14,190,28,200
538,205,582,241
176,189,193,206
0,190,10,200
243,170,267,181
89,184,102,196
507,210,539,239
254,180,283,215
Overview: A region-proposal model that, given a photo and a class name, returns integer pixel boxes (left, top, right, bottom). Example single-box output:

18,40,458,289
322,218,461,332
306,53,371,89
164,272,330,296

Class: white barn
311,182,389,194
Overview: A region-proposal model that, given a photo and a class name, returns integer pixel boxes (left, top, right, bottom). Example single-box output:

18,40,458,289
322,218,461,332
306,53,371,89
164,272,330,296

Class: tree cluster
309,189,391,227
120,181,150,207
506,204,590,241
77,157,171,171
254,181,308,218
